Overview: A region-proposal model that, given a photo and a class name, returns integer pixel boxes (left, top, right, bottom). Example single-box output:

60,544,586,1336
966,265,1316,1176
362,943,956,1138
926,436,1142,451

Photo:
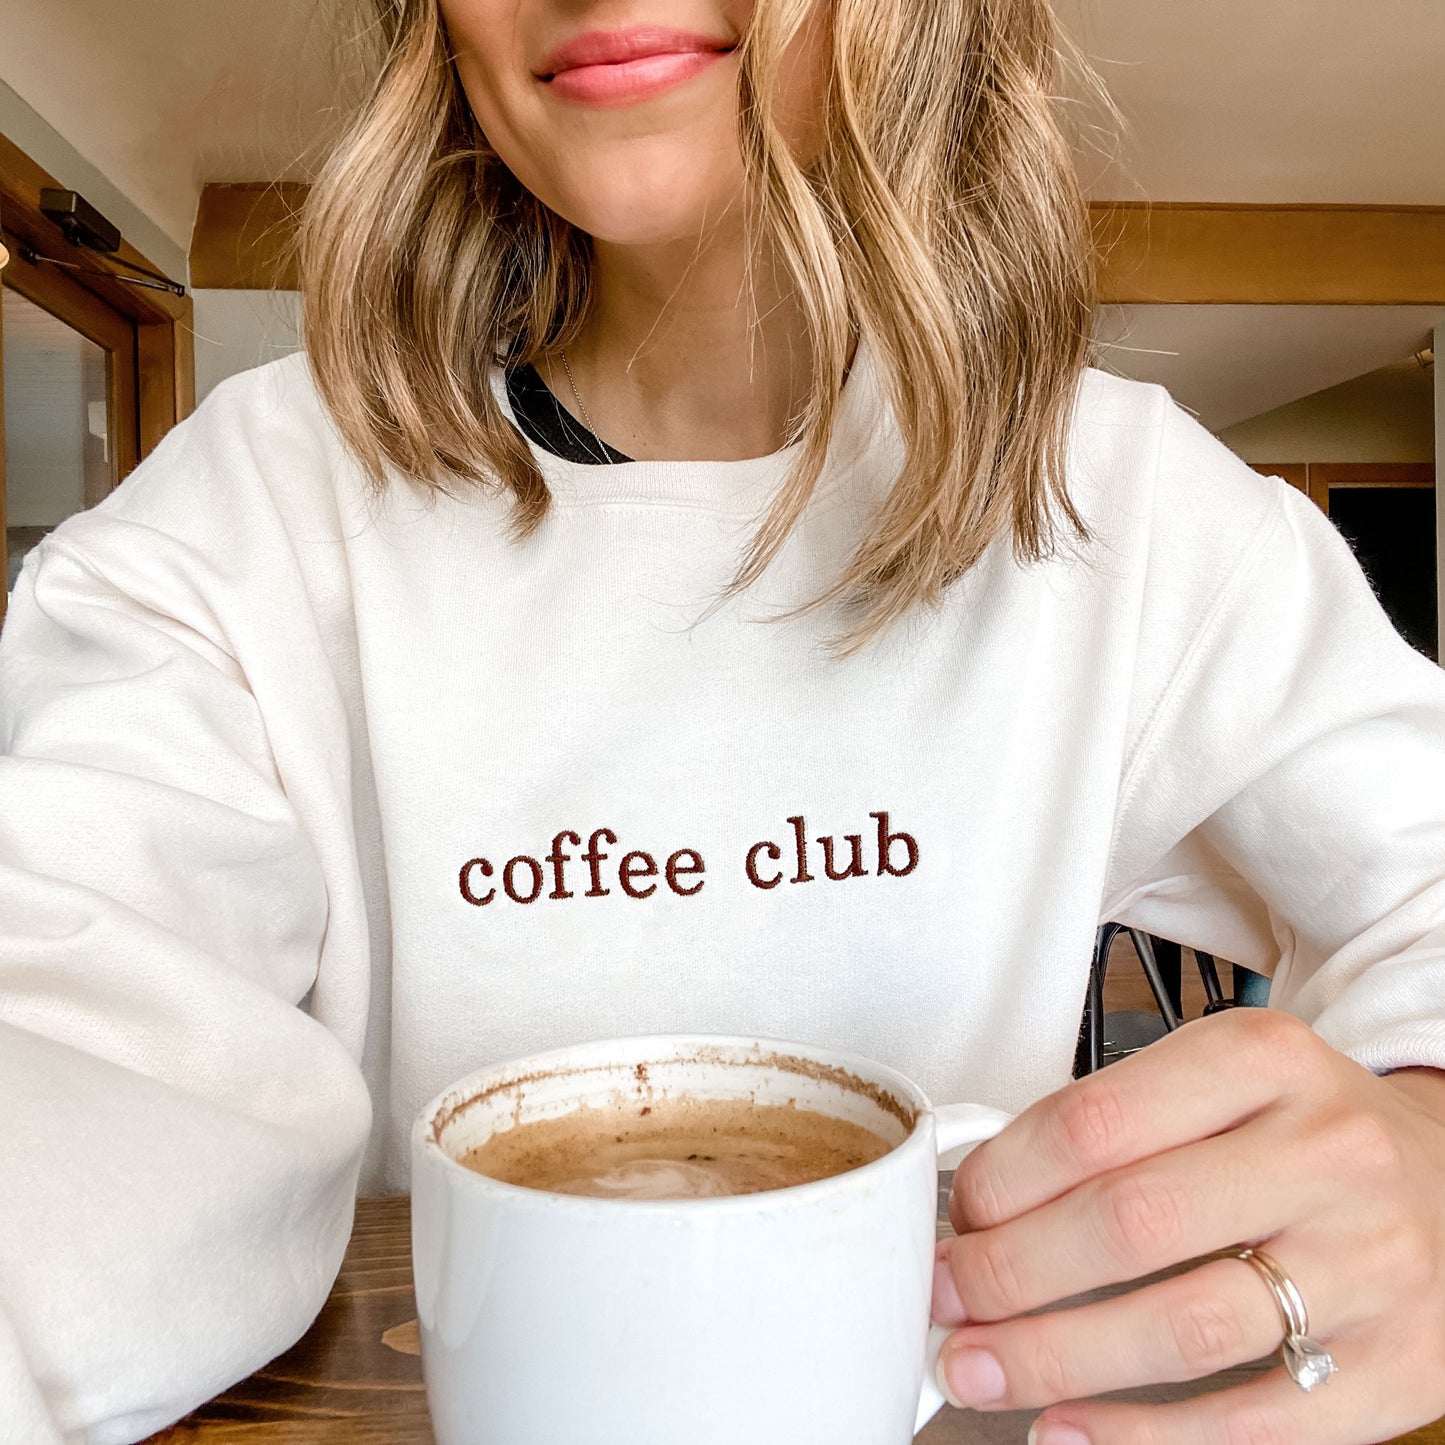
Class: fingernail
1028,1422,1091,1445
931,1252,967,1326
936,1345,1006,1408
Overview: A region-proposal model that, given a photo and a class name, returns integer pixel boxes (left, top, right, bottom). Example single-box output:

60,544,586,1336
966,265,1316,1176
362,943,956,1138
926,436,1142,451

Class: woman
1,0,1443,1441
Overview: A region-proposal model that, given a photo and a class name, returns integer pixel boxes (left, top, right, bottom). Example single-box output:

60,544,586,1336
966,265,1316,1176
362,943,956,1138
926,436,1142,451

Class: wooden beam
1093,203,1445,306
190,183,307,290
191,187,1445,306
1309,462,1435,489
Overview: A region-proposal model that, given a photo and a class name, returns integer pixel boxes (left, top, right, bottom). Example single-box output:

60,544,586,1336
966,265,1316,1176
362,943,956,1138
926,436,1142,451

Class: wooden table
150,1191,1445,1444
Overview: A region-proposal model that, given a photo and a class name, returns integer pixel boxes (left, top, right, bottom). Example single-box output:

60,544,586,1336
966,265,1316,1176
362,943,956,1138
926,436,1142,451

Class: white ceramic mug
411,1035,1012,1444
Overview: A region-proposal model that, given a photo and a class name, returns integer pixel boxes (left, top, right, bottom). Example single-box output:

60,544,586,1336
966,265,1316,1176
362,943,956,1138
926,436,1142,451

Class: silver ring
1233,1247,1340,1391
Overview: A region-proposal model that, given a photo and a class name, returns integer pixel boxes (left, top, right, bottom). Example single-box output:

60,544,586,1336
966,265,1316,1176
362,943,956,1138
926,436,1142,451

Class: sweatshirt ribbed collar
487,336,892,517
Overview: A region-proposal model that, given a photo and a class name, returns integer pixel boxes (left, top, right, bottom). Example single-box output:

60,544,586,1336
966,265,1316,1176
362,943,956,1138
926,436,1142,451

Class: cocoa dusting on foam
429,1046,917,1155
459,1094,894,1201
706,1047,917,1134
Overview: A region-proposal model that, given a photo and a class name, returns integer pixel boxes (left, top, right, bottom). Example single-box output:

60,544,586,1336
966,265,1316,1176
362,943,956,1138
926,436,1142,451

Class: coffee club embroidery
459,813,919,907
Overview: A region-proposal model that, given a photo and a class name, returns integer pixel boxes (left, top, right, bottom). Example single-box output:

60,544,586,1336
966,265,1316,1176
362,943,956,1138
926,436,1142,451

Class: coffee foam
460,1094,893,1201
551,1160,746,1200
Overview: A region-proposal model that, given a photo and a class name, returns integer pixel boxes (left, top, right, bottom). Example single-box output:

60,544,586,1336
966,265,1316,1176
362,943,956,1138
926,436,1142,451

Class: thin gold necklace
558,349,600,440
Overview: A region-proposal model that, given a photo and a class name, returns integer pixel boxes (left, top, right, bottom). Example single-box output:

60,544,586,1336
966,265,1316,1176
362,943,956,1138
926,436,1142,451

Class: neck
543,224,814,463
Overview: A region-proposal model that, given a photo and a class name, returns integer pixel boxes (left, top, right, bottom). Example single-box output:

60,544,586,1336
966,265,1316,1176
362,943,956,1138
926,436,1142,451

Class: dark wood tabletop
148,1192,1445,1445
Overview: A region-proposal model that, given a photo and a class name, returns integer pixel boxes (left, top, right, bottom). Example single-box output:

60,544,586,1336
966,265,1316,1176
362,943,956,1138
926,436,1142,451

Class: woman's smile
443,1,818,249
536,26,738,108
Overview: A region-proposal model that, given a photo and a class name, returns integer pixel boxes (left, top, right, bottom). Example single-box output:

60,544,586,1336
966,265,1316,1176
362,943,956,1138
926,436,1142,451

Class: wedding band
1232,1247,1340,1392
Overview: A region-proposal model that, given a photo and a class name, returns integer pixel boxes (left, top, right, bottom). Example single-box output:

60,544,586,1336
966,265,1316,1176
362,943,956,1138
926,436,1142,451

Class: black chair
1073,924,1267,1077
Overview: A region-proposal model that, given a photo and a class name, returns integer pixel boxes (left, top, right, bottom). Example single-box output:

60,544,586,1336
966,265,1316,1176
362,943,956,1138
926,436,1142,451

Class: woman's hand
931,1007,1445,1443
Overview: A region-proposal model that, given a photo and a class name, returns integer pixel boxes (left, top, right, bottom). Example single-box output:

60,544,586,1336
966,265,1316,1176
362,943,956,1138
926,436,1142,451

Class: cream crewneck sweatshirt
2,343,1444,1442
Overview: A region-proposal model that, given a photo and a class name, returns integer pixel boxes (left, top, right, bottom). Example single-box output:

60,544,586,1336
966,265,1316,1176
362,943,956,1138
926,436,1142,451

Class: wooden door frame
1307,462,1436,514
0,127,193,624
1,235,140,504
1256,462,1438,663
1256,461,1436,514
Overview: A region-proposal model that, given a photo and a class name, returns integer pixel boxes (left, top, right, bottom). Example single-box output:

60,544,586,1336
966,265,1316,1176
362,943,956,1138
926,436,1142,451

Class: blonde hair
300,0,1097,652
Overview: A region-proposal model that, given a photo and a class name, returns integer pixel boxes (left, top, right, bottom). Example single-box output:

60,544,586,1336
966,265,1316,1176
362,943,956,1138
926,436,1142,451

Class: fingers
930,1021,1445,1440
934,1249,1362,1413
938,1116,1331,1325
1027,1335,1438,1445
950,1010,1331,1234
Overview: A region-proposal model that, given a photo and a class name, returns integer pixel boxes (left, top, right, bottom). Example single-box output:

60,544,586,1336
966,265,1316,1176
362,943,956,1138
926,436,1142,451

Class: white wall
1095,305,1445,433
1217,360,1436,464
192,290,303,402
4,348,91,527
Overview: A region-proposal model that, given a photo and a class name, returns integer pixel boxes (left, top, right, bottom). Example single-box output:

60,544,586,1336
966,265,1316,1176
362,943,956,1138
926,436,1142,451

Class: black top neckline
504,363,633,466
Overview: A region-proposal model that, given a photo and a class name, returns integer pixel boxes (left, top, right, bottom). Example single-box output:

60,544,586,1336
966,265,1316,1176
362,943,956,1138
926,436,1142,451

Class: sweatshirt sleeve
0,534,372,1443
1101,398,1445,1074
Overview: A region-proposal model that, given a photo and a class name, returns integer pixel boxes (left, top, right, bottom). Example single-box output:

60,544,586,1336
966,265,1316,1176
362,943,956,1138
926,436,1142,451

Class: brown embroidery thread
744,812,920,891
786,816,815,885
546,831,582,900
459,858,495,907
819,833,868,881
619,851,659,900
459,813,916,905
745,841,784,890
461,833,710,904
666,849,707,897
503,856,545,905
872,812,919,878
583,829,618,898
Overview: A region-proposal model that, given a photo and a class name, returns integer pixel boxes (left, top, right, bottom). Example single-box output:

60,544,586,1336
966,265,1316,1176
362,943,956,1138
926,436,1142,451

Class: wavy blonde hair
300,0,1096,651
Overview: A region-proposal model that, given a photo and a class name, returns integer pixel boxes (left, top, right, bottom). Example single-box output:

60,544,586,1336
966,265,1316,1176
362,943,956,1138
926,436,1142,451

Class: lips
534,27,737,108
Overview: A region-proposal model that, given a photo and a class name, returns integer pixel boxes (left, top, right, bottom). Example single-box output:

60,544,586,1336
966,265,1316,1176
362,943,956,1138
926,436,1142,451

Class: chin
557,179,744,248
572,199,734,247
532,131,742,246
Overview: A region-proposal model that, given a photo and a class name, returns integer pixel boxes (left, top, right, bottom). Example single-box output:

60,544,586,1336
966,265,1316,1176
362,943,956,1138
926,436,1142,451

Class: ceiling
1094,305,1445,432
1054,0,1445,205
0,0,365,253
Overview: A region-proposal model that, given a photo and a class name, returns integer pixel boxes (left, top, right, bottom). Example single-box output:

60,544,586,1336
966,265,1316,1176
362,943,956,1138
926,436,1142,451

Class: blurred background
0,0,1441,665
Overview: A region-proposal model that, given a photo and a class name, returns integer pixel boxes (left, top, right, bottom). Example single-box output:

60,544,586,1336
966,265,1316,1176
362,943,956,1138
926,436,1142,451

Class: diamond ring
1231,1246,1340,1391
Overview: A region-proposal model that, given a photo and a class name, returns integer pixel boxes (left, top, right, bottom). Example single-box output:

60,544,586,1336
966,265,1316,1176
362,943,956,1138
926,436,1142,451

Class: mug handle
914,1102,1014,1435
